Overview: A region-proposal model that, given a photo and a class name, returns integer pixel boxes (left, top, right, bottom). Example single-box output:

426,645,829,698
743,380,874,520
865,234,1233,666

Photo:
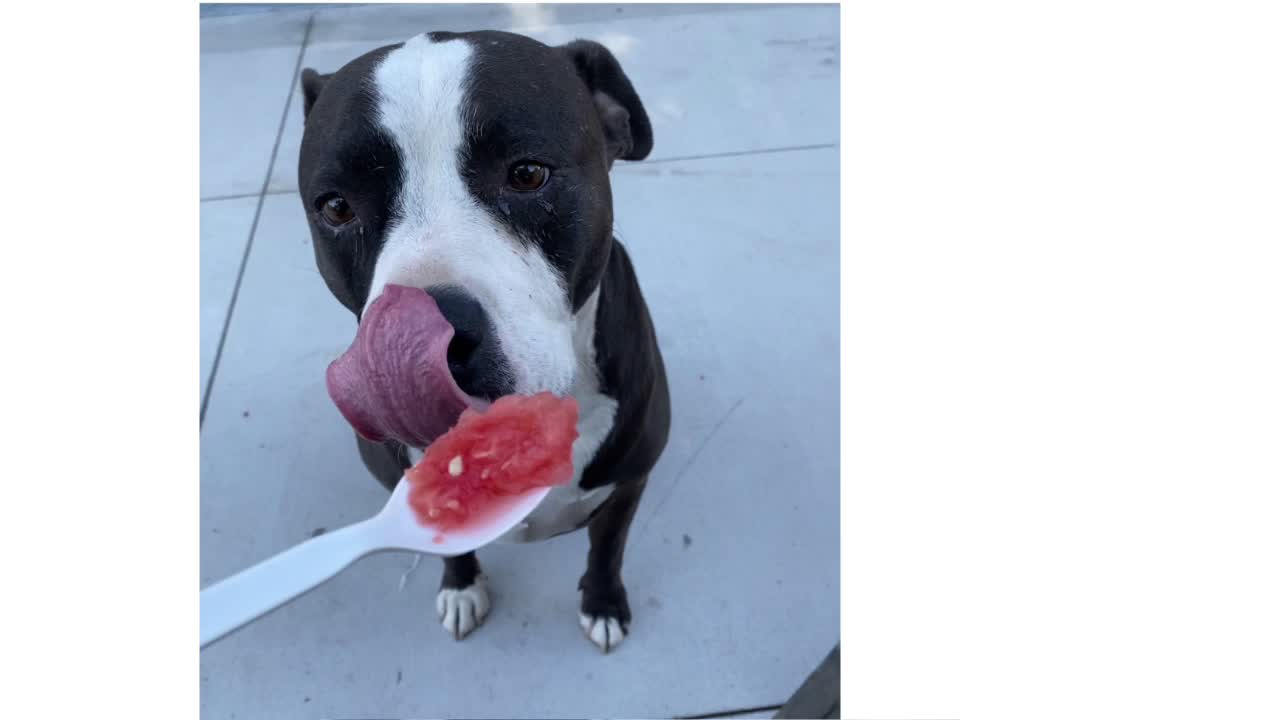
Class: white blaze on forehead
367,33,576,395
369,36,622,535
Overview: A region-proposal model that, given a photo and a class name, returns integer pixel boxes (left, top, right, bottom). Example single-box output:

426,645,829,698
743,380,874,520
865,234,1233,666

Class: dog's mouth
326,284,490,448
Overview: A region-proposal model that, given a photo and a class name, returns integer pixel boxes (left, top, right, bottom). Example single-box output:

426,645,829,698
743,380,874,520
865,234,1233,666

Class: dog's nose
425,286,510,399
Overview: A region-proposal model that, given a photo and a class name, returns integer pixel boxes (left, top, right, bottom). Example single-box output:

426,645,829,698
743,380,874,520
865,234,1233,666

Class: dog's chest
495,384,616,542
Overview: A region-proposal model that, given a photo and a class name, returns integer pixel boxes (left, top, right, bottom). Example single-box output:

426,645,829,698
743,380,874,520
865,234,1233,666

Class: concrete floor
200,4,838,718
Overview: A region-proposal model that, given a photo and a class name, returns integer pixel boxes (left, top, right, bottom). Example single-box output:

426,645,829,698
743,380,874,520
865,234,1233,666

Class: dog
297,30,670,653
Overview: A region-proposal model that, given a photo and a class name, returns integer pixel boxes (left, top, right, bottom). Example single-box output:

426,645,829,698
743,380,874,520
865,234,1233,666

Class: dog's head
298,31,650,409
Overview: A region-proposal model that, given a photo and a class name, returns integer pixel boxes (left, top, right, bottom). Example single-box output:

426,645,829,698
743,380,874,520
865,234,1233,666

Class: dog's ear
561,40,652,163
300,68,331,119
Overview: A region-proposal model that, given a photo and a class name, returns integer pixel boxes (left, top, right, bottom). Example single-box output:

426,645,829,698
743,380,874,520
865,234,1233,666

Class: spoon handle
200,518,382,648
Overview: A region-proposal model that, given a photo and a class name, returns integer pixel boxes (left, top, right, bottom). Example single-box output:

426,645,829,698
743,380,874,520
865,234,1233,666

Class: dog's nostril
428,285,490,377
424,285,511,400
447,331,481,375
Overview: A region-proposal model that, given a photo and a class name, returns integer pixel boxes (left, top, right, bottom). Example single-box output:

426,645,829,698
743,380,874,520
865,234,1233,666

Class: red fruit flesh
406,392,579,531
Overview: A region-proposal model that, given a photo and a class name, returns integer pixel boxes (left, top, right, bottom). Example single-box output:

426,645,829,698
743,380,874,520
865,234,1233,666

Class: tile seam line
200,13,315,427
631,143,838,166
201,189,296,203
637,396,746,540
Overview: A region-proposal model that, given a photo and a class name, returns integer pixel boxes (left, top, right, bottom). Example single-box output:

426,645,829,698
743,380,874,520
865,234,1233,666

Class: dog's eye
318,195,355,226
507,162,550,192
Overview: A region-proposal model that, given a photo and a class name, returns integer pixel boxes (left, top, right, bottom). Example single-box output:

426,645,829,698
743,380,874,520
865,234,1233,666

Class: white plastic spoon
199,476,550,648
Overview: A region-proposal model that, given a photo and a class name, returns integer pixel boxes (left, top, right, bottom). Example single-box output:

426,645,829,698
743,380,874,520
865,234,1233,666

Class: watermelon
406,392,579,531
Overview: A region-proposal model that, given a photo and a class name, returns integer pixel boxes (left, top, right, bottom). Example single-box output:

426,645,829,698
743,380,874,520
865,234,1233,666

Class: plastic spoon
199,477,550,648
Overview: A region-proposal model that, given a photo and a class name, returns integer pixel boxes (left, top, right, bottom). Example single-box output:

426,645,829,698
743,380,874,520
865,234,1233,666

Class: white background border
845,1,1279,717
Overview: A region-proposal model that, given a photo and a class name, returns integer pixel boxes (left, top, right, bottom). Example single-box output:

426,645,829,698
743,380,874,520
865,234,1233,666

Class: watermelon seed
448,455,464,477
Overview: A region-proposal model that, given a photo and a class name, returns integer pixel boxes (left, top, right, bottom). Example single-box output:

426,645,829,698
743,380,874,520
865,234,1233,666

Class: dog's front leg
578,475,647,653
437,551,489,640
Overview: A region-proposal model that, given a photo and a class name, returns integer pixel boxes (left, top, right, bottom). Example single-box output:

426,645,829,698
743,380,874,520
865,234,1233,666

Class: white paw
436,579,490,640
579,612,627,653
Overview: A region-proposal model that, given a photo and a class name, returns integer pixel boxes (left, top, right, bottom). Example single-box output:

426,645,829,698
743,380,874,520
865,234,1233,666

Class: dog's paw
436,578,490,640
578,578,631,653
579,612,627,653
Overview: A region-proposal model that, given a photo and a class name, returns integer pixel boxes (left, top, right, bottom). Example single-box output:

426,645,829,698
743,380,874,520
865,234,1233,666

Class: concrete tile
306,3,785,45
199,194,363,589
201,16,306,198
201,144,836,719
268,4,839,193
200,197,257,399
200,7,312,52
609,146,841,711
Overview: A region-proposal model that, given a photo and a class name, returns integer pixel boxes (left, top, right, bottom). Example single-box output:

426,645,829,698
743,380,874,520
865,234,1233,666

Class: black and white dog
297,30,670,652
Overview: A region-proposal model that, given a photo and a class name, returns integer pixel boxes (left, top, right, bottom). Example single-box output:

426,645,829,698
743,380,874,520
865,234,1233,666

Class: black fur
441,30,627,312
298,44,404,316
561,39,654,162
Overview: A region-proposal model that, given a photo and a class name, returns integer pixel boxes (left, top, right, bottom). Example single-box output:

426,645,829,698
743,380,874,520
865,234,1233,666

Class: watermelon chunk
406,392,579,531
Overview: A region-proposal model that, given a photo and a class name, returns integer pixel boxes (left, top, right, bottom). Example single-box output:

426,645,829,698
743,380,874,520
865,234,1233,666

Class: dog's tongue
326,284,480,448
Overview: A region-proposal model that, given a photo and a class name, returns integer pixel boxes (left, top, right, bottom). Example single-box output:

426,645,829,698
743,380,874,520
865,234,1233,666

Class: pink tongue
326,284,479,447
